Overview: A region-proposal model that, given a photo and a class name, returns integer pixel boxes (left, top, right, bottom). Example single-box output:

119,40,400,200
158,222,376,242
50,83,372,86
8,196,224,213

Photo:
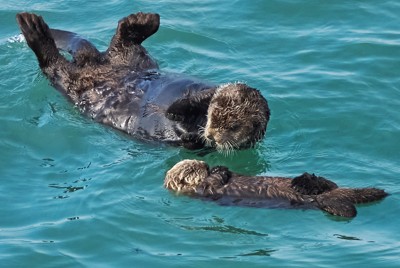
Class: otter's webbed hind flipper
315,195,357,218
16,13,63,69
50,29,102,66
315,188,388,218
108,12,160,52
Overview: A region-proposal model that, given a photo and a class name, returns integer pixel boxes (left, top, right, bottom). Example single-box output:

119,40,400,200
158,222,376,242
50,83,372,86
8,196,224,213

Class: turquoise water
1,0,400,267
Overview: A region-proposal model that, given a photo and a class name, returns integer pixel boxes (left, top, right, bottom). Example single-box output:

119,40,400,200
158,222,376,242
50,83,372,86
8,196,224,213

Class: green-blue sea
1,1,399,267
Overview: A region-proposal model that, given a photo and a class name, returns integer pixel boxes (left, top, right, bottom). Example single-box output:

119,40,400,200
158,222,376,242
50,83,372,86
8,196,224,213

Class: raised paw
16,12,59,68
116,12,160,45
17,13,48,45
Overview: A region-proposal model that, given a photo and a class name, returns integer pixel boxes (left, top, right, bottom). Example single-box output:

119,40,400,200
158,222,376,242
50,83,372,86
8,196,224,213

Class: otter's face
204,83,270,153
164,160,209,193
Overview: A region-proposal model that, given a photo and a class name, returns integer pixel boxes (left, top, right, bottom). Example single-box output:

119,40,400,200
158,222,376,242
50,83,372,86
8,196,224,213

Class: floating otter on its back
16,12,270,152
164,160,388,218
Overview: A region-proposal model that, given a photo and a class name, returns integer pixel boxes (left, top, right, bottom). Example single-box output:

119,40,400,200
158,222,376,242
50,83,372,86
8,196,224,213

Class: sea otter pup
16,12,270,151
164,160,388,217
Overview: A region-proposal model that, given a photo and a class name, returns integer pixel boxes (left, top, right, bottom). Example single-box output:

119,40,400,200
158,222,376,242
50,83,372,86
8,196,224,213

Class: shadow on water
180,224,268,237
334,234,362,241
40,157,94,199
237,248,278,257
167,215,268,236
48,177,91,199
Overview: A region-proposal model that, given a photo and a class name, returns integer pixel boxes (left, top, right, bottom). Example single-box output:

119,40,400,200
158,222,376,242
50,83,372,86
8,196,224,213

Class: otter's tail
315,188,388,218
50,29,101,66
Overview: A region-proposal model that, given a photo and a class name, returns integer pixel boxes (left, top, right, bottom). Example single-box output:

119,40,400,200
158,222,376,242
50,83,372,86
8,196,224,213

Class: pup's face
164,160,209,193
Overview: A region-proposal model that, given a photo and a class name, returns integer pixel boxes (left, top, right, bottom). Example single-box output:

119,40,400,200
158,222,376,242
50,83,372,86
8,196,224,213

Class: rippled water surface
1,1,400,267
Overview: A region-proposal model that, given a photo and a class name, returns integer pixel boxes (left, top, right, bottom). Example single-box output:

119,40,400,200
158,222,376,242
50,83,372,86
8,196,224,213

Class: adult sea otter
16,12,270,152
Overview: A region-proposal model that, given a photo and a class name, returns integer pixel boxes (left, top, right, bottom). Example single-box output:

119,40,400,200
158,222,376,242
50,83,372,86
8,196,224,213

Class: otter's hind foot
315,188,388,218
291,172,338,195
316,196,357,218
110,12,160,48
16,13,60,68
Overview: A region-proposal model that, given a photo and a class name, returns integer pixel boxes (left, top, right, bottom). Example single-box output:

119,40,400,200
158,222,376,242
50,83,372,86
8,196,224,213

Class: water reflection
49,180,89,199
168,215,269,236
181,224,268,236
237,248,277,257
165,146,272,176
334,234,362,241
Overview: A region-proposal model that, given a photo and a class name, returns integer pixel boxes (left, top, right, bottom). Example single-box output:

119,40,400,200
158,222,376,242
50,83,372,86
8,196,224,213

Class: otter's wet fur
16,12,270,151
204,83,270,153
165,160,388,218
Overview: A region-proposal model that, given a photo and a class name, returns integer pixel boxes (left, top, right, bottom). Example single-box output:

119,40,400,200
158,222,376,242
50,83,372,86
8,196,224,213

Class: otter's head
164,160,210,194
204,83,270,153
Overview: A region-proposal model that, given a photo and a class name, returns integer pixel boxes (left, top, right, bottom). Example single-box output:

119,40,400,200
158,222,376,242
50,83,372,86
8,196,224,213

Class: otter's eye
229,124,240,131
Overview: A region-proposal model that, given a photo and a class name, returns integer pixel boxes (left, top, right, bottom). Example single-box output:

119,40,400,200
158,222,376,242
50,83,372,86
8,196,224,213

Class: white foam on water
7,33,25,43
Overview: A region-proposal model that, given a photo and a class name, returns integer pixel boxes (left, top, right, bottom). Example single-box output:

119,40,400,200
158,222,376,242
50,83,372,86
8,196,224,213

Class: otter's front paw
165,111,185,122
181,132,204,150
166,99,192,122
210,166,231,183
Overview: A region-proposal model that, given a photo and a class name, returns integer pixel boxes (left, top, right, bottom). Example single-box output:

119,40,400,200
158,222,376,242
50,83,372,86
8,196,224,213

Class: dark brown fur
16,12,270,151
164,160,388,218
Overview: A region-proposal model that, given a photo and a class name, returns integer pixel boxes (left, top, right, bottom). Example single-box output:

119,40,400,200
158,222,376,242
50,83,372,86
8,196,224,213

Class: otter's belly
79,71,213,144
